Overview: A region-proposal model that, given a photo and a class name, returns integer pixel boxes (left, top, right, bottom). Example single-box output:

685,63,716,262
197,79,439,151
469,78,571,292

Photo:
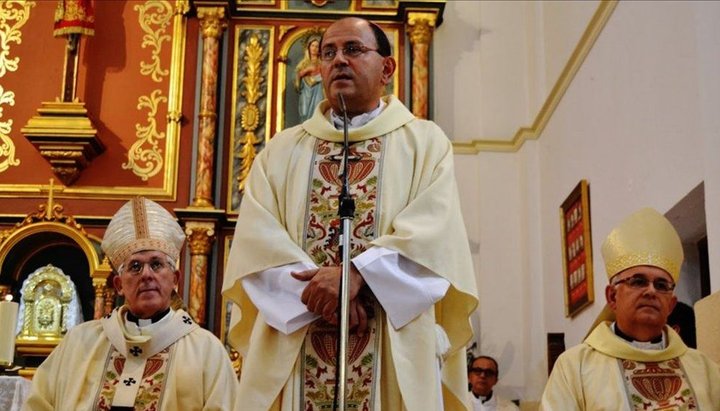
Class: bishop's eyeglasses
320,43,380,61
612,275,676,293
122,260,171,276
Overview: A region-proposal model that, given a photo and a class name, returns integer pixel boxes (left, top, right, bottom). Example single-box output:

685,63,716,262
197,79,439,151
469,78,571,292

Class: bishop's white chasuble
541,322,720,411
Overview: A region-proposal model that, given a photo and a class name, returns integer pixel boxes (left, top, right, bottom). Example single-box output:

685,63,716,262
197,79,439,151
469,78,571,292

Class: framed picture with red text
560,180,594,318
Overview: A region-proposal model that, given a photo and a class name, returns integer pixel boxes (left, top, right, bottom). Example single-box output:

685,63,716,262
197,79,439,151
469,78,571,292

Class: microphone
338,93,350,202
333,93,354,411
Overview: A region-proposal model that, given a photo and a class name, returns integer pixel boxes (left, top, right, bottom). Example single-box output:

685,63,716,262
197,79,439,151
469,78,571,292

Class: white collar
470,391,495,404
330,99,386,130
611,322,666,350
123,308,174,337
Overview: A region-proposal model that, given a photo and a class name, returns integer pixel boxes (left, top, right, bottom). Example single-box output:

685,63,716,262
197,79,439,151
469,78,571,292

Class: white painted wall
434,0,597,141
435,0,720,406
696,1,720,292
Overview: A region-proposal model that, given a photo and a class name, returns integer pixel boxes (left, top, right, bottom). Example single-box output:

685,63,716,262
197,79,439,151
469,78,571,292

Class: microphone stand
335,93,354,411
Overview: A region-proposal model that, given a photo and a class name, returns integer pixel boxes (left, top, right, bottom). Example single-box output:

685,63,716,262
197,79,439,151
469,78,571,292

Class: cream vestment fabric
540,322,720,410
469,392,519,411
223,95,478,410
22,308,239,410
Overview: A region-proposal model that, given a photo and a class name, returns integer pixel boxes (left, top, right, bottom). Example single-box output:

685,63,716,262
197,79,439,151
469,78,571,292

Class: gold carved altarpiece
0,2,445,374
211,0,445,214
0,180,112,375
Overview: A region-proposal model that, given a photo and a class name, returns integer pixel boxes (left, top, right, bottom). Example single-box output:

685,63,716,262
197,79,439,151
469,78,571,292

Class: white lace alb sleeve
352,247,449,329
242,261,320,335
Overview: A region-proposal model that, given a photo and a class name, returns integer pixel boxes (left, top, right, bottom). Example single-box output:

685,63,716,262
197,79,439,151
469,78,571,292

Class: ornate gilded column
193,7,227,208
103,287,116,317
92,279,106,319
406,12,437,119
92,256,113,319
179,6,227,327
185,221,215,325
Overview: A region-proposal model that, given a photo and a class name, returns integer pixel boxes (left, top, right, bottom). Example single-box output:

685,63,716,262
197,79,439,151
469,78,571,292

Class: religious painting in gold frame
276,24,401,132
559,179,594,318
227,22,402,214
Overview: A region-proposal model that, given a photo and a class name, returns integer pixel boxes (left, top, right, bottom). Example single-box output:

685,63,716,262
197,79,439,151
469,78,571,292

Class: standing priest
23,197,239,410
223,17,478,411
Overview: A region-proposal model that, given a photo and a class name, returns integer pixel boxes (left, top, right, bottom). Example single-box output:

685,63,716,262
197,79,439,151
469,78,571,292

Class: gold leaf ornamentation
123,89,167,180
173,0,190,16
0,1,34,174
0,0,35,78
229,28,270,212
240,103,259,130
278,25,296,42
134,0,173,83
237,35,265,192
241,36,263,106
0,85,19,172
0,195,86,246
125,1,172,181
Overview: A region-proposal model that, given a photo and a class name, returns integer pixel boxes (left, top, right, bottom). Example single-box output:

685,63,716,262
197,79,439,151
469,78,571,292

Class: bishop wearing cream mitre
23,197,239,411
540,208,720,410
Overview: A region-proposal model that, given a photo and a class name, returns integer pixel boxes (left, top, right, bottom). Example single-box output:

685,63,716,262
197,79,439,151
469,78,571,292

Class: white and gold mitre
101,197,185,268
601,207,683,281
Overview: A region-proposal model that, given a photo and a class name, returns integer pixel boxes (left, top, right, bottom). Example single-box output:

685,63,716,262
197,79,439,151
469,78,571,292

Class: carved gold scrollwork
39,150,83,158
0,0,35,78
406,12,436,120
0,202,86,247
174,0,190,16
407,13,435,46
0,86,19,172
0,1,34,174
104,286,116,317
229,28,270,212
123,89,167,180
92,280,106,320
278,25,296,42
237,36,264,193
125,1,173,181
185,221,215,325
167,110,182,123
186,223,215,255
198,7,226,39
135,0,173,83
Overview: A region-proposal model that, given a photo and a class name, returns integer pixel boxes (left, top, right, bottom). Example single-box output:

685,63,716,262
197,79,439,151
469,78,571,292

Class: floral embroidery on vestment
301,137,383,410
620,358,698,410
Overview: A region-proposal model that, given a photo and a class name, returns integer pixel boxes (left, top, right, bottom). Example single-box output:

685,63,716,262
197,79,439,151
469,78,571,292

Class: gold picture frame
560,179,594,318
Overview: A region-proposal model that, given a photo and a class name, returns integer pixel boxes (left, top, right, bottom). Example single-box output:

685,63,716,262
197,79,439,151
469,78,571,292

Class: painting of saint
294,35,324,123
282,26,395,129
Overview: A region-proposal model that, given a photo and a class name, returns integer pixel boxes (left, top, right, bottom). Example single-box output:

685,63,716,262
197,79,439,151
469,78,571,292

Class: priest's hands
291,265,368,335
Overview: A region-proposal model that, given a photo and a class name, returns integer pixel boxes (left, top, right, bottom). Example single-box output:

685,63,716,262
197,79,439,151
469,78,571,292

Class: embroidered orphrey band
132,197,149,239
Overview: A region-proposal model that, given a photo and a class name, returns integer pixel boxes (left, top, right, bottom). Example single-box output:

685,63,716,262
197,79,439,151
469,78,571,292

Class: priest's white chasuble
223,96,478,410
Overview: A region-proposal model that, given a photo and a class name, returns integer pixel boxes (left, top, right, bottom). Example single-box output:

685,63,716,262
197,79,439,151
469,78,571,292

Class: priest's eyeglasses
320,43,380,61
122,260,170,276
612,275,676,293
469,367,497,378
